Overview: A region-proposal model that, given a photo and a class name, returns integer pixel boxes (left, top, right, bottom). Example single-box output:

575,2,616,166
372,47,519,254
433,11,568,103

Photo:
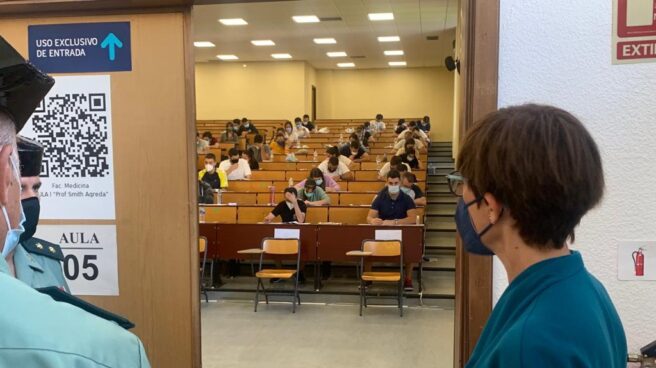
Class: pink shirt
295,174,340,191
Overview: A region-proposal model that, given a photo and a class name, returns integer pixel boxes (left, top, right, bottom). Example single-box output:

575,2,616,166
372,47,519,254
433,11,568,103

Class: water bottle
199,207,206,223
288,177,294,187
339,133,344,144
216,189,222,205
313,149,318,162
268,185,275,205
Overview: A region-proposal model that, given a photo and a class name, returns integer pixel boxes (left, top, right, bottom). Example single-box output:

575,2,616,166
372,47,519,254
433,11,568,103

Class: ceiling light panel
217,54,239,60
368,13,394,21
327,51,348,58
389,61,407,67
272,53,293,59
337,62,355,68
293,15,320,23
194,41,215,48
314,38,337,44
219,18,248,26
378,36,400,42
251,40,275,46
384,50,404,56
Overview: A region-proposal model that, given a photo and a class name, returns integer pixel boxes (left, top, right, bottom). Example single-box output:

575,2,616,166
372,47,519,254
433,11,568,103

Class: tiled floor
201,297,454,368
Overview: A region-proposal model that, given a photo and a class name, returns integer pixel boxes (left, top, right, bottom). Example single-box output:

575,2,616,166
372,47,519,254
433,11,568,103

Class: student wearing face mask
366,170,418,291
196,131,209,153
198,153,228,190
318,156,353,181
237,117,258,136
283,120,298,147
270,133,288,155
294,117,310,138
401,172,425,206
297,179,330,206
453,104,625,368
202,131,218,146
247,134,271,162
263,187,307,224
395,119,406,135
400,147,420,170
294,168,341,192
378,156,411,181
242,148,259,170
322,146,352,167
302,114,315,131
0,37,151,367
218,148,252,180
220,121,238,143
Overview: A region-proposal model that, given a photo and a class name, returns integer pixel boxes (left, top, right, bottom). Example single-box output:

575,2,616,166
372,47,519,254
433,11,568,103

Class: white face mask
205,164,215,172
286,127,292,133
388,185,400,194
2,158,26,258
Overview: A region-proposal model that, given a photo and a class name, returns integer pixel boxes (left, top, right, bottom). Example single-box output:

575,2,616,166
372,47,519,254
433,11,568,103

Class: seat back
262,238,299,255
362,240,401,257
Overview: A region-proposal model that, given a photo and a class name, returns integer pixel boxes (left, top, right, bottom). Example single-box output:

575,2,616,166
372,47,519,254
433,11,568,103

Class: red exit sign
614,0,656,63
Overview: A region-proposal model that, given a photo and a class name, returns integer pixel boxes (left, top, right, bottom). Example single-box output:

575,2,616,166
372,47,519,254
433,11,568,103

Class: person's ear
0,145,12,207
483,192,504,224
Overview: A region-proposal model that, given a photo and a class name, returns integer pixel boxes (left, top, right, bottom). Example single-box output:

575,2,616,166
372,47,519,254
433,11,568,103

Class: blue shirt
371,188,416,220
466,251,626,368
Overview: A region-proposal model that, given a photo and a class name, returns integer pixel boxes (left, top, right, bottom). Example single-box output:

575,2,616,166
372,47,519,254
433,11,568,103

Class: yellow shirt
270,141,287,155
198,168,228,189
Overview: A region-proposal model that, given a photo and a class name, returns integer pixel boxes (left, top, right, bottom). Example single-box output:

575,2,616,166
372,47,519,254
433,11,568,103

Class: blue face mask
2,159,26,258
454,198,502,256
314,178,323,186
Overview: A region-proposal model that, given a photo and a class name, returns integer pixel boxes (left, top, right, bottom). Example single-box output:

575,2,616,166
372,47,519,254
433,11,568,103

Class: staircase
420,142,456,300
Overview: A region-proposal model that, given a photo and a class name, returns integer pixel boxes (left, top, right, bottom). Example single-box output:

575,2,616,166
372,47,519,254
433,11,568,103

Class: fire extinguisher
633,248,645,277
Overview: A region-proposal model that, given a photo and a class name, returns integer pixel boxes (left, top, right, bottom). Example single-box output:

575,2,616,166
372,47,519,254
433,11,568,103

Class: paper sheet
274,228,300,239
375,230,402,241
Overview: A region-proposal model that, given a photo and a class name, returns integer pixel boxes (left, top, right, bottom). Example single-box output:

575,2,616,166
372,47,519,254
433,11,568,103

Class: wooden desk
214,223,317,262
316,224,424,263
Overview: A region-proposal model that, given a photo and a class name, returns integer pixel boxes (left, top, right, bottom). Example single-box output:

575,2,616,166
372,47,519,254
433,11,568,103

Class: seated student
370,113,386,133
297,179,330,206
395,119,407,135
295,168,341,192
395,135,425,154
322,146,352,167
319,156,353,181
419,115,431,133
378,156,411,180
219,148,252,180
302,114,315,131
237,117,258,136
348,141,369,162
361,121,375,145
202,131,218,146
248,134,271,162
400,147,421,169
294,117,310,138
196,132,209,153
220,121,239,143
283,120,299,147
397,121,429,143
366,170,418,291
198,153,228,190
263,187,306,224
270,133,288,155
401,172,426,206
242,148,259,170
198,180,215,204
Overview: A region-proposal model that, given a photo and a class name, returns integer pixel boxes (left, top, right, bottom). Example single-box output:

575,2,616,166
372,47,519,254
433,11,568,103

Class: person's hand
370,218,383,225
284,191,297,203
382,220,396,226
304,200,311,205
263,217,271,224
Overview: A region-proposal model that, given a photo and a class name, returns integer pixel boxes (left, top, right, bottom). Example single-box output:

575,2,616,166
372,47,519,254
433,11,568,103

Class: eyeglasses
446,171,465,197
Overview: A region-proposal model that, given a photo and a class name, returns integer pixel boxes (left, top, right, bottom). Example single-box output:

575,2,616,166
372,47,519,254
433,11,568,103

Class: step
425,221,456,232
427,176,448,183
431,142,453,147
426,161,454,169
427,168,453,176
427,195,457,204
425,232,456,249
423,254,455,271
426,157,454,163
427,183,449,191
419,270,455,297
425,207,456,216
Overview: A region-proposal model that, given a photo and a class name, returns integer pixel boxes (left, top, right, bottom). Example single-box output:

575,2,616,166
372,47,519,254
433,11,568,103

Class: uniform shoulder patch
22,237,64,261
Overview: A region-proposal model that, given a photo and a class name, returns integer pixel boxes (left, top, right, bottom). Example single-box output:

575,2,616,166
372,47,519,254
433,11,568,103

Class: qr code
30,93,110,178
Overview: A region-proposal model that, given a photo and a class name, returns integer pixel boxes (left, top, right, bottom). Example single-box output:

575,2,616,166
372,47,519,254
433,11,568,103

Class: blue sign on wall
28,22,132,73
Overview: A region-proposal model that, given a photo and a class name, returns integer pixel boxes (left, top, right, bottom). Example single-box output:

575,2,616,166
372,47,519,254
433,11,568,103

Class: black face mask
230,158,239,164
20,197,40,243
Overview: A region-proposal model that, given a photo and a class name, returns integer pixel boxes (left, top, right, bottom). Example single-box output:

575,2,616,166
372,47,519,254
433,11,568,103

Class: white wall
497,0,656,353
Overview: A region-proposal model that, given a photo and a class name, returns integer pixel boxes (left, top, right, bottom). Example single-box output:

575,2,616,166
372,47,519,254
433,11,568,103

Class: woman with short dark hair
451,104,626,367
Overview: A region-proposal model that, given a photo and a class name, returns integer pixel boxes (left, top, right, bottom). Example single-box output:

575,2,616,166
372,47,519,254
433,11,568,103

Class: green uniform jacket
14,237,69,293
0,254,151,367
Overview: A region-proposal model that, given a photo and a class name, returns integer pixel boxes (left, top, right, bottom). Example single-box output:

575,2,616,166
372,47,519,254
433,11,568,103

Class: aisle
202,300,454,368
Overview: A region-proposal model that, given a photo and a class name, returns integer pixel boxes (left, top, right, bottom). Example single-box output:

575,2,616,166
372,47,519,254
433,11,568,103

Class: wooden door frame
453,0,500,367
